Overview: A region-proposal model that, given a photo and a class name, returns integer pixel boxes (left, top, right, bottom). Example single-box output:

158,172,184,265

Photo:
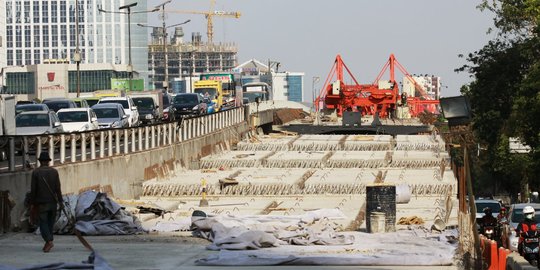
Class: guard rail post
150,126,156,148
99,131,105,158
169,123,174,144
8,137,15,171
90,132,96,160
157,125,162,146
70,134,76,162
163,124,168,145
181,120,186,141
138,127,143,151
107,130,113,157
131,128,136,152
144,126,149,150
22,137,29,168
48,135,54,166
60,134,65,164
80,133,86,162
123,129,129,154
36,137,42,166
115,130,120,155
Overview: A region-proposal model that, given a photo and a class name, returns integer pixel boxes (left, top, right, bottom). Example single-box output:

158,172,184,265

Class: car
132,96,160,125
171,93,207,118
16,100,37,105
504,203,540,251
81,96,101,107
42,98,78,113
15,104,50,115
91,103,129,129
57,108,99,132
71,98,90,108
98,97,139,127
15,111,64,135
475,199,502,222
161,93,175,122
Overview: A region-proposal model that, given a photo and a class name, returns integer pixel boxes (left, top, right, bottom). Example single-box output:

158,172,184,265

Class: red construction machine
315,54,439,119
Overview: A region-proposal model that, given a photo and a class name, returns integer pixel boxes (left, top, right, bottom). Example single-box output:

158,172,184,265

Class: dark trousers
38,202,57,242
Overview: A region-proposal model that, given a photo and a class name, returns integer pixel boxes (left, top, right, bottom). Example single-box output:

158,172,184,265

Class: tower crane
165,0,241,44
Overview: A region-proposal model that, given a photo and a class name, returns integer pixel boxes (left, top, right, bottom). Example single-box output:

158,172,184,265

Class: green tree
458,1,540,199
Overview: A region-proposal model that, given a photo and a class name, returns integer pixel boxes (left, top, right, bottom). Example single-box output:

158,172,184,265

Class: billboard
111,78,145,91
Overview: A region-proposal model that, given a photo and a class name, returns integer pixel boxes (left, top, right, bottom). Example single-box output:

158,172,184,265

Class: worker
516,205,537,255
29,152,63,253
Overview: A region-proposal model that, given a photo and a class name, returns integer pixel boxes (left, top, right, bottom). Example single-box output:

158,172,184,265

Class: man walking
29,152,63,253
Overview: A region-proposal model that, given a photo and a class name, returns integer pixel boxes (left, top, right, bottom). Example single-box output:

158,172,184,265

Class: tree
458,1,540,198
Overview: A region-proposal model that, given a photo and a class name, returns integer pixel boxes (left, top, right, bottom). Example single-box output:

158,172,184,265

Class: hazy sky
146,0,496,99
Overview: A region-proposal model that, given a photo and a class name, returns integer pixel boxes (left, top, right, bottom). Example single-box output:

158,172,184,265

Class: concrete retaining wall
0,123,248,230
506,253,538,270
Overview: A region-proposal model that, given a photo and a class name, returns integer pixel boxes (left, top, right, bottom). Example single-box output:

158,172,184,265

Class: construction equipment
166,0,241,44
315,54,439,119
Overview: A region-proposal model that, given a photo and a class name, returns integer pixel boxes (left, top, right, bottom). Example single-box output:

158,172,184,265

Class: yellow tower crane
165,0,241,44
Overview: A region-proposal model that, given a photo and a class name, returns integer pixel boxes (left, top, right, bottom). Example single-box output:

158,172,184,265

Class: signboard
200,73,234,83
111,78,145,91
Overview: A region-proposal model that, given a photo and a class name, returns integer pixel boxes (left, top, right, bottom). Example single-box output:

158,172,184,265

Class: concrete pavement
0,232,458,270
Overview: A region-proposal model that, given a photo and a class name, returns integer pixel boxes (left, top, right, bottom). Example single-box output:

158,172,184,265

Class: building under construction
147,27,238,90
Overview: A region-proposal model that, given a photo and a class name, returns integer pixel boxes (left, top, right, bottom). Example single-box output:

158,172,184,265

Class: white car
98,96,139,127
57,108,100,132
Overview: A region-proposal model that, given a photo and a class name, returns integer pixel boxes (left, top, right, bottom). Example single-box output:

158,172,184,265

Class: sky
145,0,497,100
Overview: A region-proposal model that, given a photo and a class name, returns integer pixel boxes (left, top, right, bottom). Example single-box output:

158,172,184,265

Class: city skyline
146,0,497,98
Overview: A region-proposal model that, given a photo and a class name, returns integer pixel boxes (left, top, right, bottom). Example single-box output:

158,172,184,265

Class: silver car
15,111,64,135
505,203,540,251
91,103,129,129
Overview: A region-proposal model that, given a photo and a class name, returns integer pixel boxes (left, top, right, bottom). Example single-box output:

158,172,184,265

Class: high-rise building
0,0,6,69
4,0,150,90
147,29,238,90
402,75,441,99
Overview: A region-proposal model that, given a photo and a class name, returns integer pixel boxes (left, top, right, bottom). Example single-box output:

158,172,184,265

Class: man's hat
38,152,51,162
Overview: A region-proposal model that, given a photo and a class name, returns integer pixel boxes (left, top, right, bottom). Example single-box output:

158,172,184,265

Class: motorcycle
481,222,499,241
520,230,540,267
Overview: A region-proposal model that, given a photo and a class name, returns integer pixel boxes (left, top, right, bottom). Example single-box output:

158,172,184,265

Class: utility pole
157,0,172,91
119,2,137,93
75,0,81,97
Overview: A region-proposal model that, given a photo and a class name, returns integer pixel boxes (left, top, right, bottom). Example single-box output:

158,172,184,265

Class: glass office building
4,0,150,84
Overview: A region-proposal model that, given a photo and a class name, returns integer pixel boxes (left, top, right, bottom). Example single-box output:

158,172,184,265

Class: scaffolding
147,28,238,90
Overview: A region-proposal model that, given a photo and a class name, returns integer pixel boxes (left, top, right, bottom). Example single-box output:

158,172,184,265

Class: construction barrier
480,235,512,270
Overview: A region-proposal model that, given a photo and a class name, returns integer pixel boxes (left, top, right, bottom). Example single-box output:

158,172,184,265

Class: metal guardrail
0,107,246,173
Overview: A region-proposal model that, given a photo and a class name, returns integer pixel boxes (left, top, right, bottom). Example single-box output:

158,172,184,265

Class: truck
193,80,223,113
127,91,164,124
242,82,271,103
199,72,243,109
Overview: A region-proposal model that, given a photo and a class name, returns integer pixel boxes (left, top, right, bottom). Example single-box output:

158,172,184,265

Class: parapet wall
0,122,248,230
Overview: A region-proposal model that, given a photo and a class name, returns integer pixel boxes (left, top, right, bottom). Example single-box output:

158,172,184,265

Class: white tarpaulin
192,209,457,266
